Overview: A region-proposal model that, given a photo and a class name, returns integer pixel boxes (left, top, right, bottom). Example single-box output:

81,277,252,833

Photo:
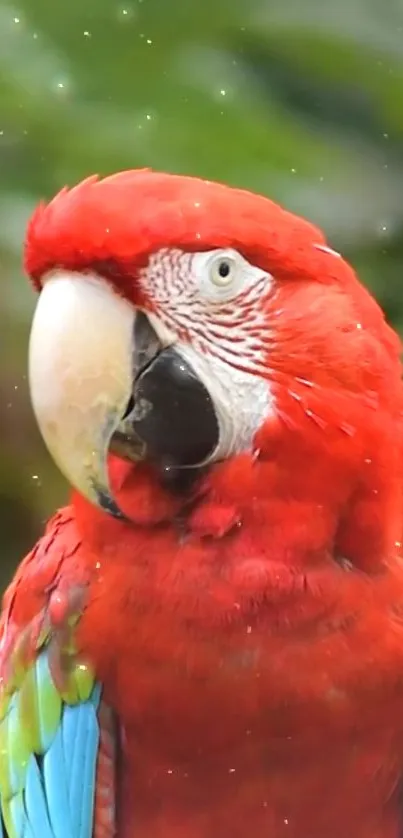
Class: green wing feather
0,587,101,838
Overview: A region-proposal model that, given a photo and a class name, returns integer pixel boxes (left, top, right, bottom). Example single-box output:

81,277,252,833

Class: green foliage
1,0,403,586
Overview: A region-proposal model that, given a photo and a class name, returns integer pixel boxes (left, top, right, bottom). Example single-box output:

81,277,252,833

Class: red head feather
25,169,329,286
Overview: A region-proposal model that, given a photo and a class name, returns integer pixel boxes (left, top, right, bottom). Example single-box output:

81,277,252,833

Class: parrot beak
29,270,140,517
29,271,219,518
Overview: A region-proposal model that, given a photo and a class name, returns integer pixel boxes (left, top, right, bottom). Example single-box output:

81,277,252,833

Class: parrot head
25,170,403,569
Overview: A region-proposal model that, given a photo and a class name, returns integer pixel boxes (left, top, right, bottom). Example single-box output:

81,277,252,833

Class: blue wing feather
0,651,103,838
24,757,55,838
43,724,74,838
63,704,85,828
79,700,101,838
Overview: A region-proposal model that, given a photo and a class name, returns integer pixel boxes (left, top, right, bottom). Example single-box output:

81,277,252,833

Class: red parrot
1,169,403,838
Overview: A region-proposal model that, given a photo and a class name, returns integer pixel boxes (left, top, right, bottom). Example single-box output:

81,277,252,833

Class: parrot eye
194,247,269,304
195,247,267,304
210,256,236,287
196,248,248,301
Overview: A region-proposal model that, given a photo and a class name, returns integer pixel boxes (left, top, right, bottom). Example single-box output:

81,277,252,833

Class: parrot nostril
122,396,135,420
133,310,163,374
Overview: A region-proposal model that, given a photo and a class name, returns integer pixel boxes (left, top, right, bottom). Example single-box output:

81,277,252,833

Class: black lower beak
111,312,219,470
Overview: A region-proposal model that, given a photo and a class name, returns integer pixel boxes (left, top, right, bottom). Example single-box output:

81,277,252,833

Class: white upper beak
29,270,135,514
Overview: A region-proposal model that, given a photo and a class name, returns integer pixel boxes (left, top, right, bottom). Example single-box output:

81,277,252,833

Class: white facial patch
139,248,273,373
138,247,275,462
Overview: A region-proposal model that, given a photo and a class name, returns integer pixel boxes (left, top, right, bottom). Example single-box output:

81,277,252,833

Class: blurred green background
2,0,403,591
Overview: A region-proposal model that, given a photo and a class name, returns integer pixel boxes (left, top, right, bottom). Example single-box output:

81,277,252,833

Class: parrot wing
0,509,116,838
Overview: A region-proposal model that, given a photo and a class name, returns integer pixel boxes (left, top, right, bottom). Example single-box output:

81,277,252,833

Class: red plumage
6,169,403,836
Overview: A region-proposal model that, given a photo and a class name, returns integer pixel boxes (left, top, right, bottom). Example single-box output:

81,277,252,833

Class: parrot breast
70,452,403,838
